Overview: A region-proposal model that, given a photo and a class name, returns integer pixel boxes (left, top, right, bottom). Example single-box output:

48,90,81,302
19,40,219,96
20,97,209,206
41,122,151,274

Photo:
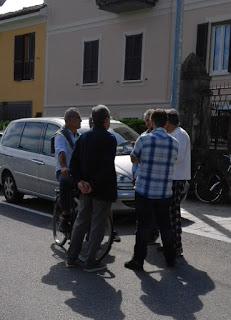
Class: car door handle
32,159,45,165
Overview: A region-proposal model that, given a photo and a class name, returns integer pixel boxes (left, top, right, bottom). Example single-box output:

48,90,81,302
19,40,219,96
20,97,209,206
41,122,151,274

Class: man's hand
60,167,69,177
131,155,139,164
78,180,92,194
59,152,69,176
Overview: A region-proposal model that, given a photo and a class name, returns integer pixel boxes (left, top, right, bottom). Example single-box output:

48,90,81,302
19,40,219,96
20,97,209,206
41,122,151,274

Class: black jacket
70,127,117,202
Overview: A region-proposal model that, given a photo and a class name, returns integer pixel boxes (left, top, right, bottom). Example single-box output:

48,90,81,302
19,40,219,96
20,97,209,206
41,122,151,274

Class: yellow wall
0,22,46,116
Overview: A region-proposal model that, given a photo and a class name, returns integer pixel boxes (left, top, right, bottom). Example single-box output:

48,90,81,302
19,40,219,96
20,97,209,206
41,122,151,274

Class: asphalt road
0,196,231,320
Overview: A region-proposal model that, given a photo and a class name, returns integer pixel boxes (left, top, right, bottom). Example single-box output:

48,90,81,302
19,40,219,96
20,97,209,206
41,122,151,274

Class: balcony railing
96,0,158,13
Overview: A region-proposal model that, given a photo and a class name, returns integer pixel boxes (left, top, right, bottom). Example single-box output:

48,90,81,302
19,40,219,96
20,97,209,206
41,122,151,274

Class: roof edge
0,4,47,21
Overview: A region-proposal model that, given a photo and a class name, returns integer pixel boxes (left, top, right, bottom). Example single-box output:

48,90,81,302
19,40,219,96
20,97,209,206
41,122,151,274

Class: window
14,32,35,81
1,122,24,148
43,124,59,156
211,24,231,73
19,122,43,153
83,40,99,84
124,33,143,81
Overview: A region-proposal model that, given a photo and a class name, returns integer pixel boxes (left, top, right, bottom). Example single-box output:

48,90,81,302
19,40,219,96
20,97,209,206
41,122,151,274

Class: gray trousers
67,194,111,264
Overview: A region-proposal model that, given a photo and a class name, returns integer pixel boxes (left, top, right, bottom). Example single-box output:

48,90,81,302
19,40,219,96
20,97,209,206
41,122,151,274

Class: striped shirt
131,127,178,199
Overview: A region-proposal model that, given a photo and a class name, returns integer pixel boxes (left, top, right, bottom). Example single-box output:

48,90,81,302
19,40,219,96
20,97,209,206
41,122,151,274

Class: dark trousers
170,180,186,255
133,193,175,265
56,172,73,213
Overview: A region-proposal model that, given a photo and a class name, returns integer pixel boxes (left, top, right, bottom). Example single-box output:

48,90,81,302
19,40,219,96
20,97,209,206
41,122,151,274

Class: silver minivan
0,117,138,211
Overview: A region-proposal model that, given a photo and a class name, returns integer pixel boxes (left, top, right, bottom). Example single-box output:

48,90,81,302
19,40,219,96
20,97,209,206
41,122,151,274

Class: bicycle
53,188,114,262
193,154,231,203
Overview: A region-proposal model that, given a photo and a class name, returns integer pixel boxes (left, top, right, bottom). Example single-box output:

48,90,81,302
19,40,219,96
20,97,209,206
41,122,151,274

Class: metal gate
208,84,231,152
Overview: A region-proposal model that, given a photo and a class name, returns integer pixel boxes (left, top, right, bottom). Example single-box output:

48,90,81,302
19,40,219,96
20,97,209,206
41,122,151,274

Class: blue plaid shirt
131,127,178,199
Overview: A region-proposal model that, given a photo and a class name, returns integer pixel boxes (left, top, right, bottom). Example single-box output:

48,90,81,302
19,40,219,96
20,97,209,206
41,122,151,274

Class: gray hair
91,104,110,128
143,108,154,121
64,107,80,122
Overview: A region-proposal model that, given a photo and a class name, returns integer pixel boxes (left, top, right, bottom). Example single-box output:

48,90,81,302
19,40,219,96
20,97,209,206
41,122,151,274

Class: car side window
43,124,60,156
19,122,44,153
1,122,24,148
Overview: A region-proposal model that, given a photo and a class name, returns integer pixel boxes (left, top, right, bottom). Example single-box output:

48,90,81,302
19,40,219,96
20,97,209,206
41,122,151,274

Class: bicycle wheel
194,172,224,203
78,215,113,263
53,197,68,247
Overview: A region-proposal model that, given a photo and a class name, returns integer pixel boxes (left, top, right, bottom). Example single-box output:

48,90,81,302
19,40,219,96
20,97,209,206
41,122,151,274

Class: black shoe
124,259,144,271
65,259,81,268
84,262,106,272
112,231,121,243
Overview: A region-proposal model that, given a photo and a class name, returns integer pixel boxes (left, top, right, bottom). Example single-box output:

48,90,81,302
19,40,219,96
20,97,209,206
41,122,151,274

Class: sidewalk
181,199,231,243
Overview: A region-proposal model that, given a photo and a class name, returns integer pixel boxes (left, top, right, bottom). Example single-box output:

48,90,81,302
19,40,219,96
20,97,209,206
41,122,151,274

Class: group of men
125,108,191,270
55,104,191,272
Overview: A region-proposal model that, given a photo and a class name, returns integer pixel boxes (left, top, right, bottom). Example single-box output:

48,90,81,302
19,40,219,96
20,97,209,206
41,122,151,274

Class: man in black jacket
67,105,117,272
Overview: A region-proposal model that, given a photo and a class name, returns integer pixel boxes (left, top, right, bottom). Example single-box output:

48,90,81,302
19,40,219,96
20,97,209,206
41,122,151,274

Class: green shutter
14,35,24,81
196,23,209,67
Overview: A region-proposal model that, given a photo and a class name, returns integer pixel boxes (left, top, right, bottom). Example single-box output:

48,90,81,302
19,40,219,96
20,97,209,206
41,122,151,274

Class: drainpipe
171,0,184,111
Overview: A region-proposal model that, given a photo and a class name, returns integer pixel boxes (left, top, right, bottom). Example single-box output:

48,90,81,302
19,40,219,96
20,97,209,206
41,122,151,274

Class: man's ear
164,121,169,130
104,117,110,129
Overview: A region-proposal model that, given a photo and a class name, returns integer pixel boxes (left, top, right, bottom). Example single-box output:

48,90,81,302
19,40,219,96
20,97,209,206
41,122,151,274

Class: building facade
0,4,47,120
43,0,231,119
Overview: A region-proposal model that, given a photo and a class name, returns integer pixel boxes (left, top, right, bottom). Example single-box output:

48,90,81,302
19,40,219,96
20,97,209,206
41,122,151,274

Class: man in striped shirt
125,109,179,271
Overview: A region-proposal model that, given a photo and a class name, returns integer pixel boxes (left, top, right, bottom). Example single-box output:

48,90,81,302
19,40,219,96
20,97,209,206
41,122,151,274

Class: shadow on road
0,202,52,230
45,243,215,320
136,259,215,320
183,199,231,218
187,210,231,240
41,261,125,320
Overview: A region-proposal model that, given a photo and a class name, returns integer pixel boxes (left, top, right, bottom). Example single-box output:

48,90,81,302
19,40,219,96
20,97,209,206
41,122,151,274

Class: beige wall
45,0,174,118
45,0,231,118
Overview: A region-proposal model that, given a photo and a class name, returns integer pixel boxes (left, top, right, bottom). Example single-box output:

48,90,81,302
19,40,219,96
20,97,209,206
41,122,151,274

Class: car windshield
109,122,138,155
79,122,139,155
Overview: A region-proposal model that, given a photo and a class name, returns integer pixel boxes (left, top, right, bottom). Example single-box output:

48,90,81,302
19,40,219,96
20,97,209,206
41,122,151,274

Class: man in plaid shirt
125,109,179,271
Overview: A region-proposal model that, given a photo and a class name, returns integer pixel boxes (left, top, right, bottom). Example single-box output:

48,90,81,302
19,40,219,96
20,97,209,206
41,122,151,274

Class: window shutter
196,23,209,67
29,32,35,79
83,40,99,84
14,35,24,81
228,25,231,73
124,33,142,81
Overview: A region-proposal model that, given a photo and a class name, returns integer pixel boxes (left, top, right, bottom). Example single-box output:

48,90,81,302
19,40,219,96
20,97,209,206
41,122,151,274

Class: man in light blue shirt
125,109,178,271
55,107,81,232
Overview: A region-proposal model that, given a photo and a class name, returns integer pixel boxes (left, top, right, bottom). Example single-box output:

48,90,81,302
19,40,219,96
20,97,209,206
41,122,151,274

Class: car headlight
117,174,133,190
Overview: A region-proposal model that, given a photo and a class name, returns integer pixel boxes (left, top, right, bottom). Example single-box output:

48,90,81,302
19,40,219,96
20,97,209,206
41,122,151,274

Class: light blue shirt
55,129,79,173
131,128,178,199
132,130,149,180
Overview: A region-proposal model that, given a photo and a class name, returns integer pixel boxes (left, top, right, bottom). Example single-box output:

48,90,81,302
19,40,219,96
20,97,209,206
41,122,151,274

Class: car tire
3,172,24,203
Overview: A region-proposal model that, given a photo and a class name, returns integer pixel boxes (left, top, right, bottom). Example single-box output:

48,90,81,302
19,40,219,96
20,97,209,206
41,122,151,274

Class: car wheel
3,173,24,203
